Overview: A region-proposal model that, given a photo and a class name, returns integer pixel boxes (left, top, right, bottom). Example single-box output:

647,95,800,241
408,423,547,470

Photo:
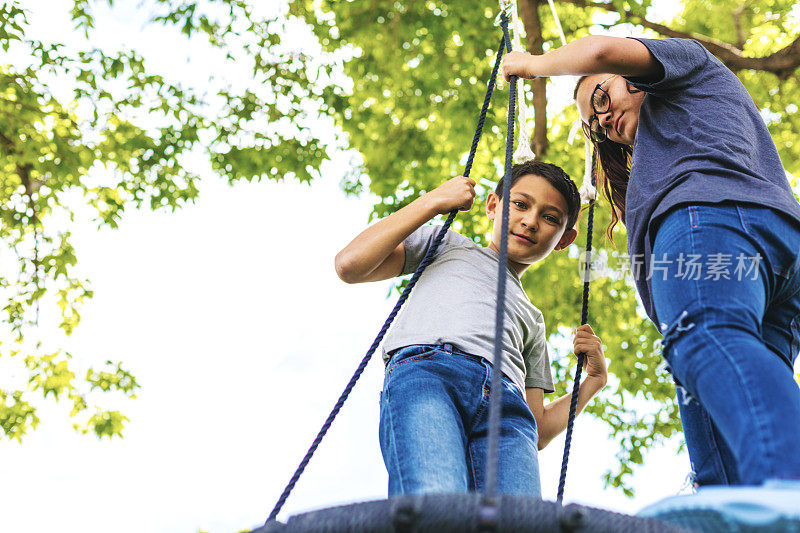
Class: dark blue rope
464,34,506,177
265,34,507,525
484,12,515,501
556,148,597,504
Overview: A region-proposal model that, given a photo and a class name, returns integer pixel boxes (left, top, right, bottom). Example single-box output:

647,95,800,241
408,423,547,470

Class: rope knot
513,131,536,163
579,181,597,203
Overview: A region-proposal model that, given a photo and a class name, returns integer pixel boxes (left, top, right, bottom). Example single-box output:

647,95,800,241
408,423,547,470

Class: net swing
251,3,686,532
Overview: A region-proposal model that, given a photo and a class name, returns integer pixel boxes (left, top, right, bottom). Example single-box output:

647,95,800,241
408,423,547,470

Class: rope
265,32,507,525
267,0,595,516
484,11,515,502
579,139,598,201
546,0,567,46
538,0,599,502
549,0,598,205
556,148,597,504
506,4,535,164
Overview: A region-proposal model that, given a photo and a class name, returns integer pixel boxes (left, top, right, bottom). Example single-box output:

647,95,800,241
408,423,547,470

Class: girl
503,36,800,489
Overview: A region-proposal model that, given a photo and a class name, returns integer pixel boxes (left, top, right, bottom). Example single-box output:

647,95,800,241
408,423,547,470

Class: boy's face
486,173,577,275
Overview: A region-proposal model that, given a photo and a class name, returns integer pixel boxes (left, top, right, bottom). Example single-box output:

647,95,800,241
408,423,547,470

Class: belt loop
442,343,453,354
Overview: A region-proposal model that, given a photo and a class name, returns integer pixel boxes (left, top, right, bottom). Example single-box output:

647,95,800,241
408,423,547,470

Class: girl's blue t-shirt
623,37,800,323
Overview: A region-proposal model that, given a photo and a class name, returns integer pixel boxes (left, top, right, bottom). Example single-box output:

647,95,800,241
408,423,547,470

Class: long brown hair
574,75,633,239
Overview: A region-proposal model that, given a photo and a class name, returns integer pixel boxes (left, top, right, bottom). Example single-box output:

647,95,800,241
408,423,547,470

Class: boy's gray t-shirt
381,225,555,394
623,37,800,324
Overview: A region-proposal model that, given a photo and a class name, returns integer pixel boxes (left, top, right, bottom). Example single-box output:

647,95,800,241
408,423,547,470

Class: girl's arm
334,176,476,283
526,324,607,450
502,35,662,81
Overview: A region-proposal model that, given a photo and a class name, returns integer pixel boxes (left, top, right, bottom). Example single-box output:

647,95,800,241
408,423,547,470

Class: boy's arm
525,324,607,450
502,35,662,81
334,176,476,284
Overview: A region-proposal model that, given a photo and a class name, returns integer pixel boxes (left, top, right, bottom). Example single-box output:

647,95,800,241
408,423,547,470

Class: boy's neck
485,242,531,277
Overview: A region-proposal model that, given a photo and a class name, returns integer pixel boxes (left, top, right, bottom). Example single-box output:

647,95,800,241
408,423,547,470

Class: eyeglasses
582,75,617,143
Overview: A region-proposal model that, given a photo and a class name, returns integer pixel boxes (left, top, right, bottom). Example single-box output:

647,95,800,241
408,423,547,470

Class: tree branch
558,0,800,78
733,1,747,50
518,0,549,159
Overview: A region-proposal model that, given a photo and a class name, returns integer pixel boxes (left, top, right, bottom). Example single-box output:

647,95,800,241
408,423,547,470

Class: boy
335,160,607,496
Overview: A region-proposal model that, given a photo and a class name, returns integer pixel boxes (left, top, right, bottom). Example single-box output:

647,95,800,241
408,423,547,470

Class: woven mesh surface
256,495,694,533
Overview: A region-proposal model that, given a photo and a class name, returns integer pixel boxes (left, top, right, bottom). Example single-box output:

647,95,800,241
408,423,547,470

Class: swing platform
256,4,800,533
639,480,800,532
255,494,689,532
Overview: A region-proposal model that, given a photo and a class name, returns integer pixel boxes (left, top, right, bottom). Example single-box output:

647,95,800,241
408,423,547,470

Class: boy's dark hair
495,160,580,230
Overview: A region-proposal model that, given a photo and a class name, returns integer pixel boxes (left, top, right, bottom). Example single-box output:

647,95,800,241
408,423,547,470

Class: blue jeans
379,344,541,496
651,203,800,486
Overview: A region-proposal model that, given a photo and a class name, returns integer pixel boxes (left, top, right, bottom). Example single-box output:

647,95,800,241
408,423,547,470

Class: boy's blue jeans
379,344,541,496
651,203,800,486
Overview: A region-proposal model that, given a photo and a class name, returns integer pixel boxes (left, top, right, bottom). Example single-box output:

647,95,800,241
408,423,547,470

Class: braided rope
267,4,594,517
505,2,535,164
557,148,597,504
484,12,515,502
547,2,597,500
265,33,507,525
546,0,567,46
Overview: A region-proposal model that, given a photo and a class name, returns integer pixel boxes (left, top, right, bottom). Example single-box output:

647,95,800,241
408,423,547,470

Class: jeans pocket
385,345,440,376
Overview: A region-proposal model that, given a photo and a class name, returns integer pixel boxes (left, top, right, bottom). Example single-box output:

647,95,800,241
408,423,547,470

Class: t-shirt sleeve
625,37,712,93
401,224,470,275
524,319,555,393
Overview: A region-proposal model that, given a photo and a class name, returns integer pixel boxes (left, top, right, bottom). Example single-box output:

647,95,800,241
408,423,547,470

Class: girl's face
576,74,645,146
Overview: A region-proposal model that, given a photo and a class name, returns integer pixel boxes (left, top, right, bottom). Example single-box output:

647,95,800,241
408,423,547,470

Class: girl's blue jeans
379,344,541,496
651,203,800,486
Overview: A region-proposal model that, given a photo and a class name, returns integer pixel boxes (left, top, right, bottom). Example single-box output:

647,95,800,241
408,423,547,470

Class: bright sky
0,2,694,532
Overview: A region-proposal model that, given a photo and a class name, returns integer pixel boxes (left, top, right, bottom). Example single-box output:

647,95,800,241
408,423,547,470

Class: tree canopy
2,0,798,495
0,0,336,440
287,0,800,493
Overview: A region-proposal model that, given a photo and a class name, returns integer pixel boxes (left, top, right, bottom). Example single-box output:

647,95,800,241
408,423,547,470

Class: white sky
0,2,694,532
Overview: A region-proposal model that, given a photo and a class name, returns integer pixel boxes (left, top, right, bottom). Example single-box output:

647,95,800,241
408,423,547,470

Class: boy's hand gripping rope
556,149,597,504
266,6,593,521
265,32,507,525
